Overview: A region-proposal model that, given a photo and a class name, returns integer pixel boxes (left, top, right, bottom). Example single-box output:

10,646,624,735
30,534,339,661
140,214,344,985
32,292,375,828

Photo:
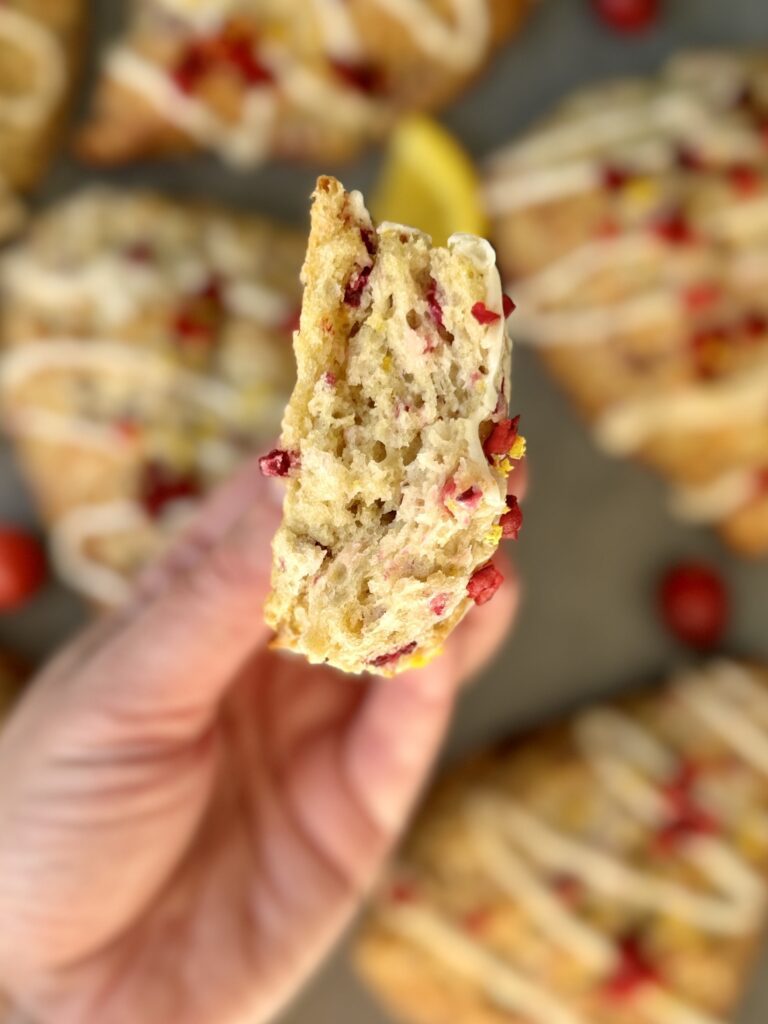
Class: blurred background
1,0,768,1021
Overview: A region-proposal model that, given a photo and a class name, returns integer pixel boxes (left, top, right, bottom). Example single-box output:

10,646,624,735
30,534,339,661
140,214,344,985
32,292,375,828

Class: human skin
0,459,522,1024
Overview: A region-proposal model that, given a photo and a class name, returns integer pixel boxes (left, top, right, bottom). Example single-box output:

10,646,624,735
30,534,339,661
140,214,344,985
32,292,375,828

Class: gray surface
2,0,768,1020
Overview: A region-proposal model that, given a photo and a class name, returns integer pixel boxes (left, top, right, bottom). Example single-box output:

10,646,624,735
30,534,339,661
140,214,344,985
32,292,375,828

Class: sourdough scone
77,0,530,167
0,188,303,606
358,660,768,1024
0,0,84,239
263,177,522,676
486,51,768,556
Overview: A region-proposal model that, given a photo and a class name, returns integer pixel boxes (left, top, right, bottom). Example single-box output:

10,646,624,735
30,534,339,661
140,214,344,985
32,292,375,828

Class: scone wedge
263,177,523,676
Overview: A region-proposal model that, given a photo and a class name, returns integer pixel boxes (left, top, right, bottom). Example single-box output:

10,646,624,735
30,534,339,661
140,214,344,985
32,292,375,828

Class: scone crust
358,661,768,1024
487,50,768,556
264,177,519,676
0,188,304,605
77,0,529,167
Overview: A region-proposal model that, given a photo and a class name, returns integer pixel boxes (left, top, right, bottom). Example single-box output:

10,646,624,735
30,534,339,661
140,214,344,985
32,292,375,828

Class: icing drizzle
380,662,768,1024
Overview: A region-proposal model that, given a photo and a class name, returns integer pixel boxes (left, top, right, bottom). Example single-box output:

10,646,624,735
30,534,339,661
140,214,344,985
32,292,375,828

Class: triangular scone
0,189,303,607
263,177,522,676
77,0,529,167
486,51,768,557
358,661,768,1024
0,0,84,239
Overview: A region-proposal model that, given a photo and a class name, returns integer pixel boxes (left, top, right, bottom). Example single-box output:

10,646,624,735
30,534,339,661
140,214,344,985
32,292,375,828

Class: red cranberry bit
440,476,458,509
258,448,299,478
124,241,155,263
728,163,762,196
461,907,492,935
658,562,728,650
596,217,621,239
681,282,721,313
743,311,768,337
344,264,372,307
500,495,523,540
322,371,337,387
591,0,660,34
330,59,383,95
140,462,201,519
690,328,728,380
172,45,208,93
602,934,660,1002
551,874,584,904
389,881,419,904
655,805,719,852
429,593,449,616
219,29,274,86
426,277,445,329
173,275,224,345
483,416,521,459
467,563,504,606
502,294,516,318
114,416,142,441
360,227,377,257
471,302,502,325
652,209,696,246
369,641,418,669
600,163,631,191
281,308,302,335
675,145,705,172
0,527,47,611
457,486,483,509
172,22,273,94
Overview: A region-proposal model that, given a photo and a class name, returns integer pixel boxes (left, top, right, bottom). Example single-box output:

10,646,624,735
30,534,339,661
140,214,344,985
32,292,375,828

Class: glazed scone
0,188,303,606
358,660,768,1024
76,0,530,167
0,0,84,238
263,177,522,676
486,51,768,557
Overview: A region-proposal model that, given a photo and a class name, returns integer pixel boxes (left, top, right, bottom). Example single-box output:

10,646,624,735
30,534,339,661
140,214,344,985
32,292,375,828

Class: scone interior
264,177,521,676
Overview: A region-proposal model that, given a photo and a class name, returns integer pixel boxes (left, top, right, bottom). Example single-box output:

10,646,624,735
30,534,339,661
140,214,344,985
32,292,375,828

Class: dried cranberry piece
659,562,728,650
172,45,209,93
500,495,523,540
461,907,492,935
140,461,201,519
426,277,445,329
483,416,521,459
591,0,660,34
502,294,516,318
743,311,768,337
220,33,274,86
600,163,631,191
652,209,696,246
471,302,502,325
172,24,273,94
681,282,721,312
728,163,761,196
173,275,225,345
389,881,419,904
258,449,299,478
369,641,418,669
344,264,372,307
360,227,377,256
457,486,482,509
429,594,449,616
467,563,503,606
330,59,383,95
655,805,719,852
602,934,660,1001
675,145,705,172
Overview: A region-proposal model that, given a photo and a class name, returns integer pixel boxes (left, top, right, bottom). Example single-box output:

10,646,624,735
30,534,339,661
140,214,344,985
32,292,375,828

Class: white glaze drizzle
594,358,768,455
670,467,763,523
381,903,587,1024
51,501,147,607
0,7,65,129
0,340,248,423
106,47,278,167
3,407,125,456
387,663,768,1024
152,0,238,29
367,0,491,72
310,0,363,60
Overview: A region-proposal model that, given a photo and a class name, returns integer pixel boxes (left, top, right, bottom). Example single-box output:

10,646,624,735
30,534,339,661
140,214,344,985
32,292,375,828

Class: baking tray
1,0,768,1020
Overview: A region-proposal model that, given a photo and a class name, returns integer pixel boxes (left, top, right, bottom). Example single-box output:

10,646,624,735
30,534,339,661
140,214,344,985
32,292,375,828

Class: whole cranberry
592,0,660,34
658,562,728,650
0,527,47,611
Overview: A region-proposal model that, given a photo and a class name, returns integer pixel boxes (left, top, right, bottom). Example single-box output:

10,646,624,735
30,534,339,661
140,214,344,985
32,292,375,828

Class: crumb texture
265,176,518,675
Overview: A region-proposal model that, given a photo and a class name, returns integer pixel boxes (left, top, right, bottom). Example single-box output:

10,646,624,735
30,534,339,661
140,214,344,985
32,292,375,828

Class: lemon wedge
371,115,487,247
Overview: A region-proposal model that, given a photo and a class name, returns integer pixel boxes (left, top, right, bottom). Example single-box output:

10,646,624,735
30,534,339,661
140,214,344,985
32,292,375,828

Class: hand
0,460,521,1024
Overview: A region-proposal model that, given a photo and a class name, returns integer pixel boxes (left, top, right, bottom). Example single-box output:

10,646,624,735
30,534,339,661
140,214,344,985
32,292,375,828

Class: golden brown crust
487,51,768,555
357,662,768,1023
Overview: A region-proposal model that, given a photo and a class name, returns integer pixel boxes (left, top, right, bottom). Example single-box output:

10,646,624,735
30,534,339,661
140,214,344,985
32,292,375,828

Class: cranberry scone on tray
262,176,523,677
486,51,768,557
0,188,303,607
77,0,530,168
0,0,84,240
358,660,768,1024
